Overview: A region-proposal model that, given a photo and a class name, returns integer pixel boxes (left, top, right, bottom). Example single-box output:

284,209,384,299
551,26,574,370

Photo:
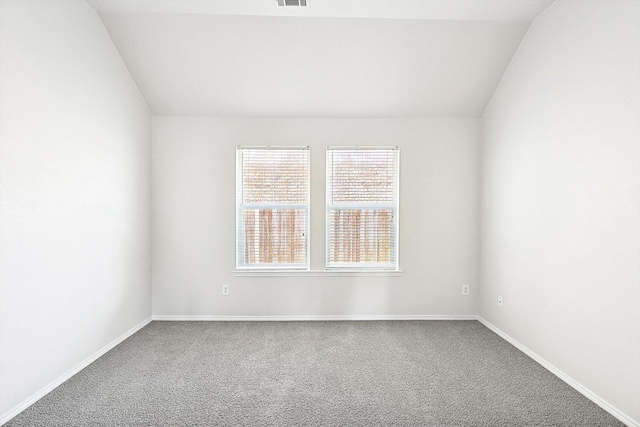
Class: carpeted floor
7,321,624,426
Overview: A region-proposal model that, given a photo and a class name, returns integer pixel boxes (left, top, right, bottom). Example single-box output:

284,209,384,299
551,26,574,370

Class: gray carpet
7,321,624,426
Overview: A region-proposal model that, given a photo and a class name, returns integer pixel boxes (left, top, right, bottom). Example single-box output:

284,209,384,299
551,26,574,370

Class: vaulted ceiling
87,0,555,117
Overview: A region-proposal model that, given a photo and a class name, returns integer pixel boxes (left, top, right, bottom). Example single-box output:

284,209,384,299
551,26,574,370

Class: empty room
1,0,638,425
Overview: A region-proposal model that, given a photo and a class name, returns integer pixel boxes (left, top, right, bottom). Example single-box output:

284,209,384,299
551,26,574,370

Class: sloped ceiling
87,0,554,117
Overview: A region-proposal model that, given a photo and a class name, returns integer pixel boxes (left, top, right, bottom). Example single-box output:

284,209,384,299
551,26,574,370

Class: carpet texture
7,321,624,426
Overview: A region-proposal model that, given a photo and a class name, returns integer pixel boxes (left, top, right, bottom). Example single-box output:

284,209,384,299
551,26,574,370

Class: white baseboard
477,316,638,427
0,316,152,426
152,314,477,321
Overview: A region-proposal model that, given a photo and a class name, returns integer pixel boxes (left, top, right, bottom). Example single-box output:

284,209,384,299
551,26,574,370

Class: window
236,147,309,269
326,147,399,270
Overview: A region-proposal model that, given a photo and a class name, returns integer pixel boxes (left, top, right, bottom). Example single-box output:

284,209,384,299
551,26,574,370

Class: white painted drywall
87,0,555,22
0,0,151,419
480,0,640,423
152,118,479,317
97,12,529,117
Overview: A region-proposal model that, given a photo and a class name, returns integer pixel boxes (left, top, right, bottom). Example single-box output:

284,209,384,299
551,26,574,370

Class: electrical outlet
222,284,230,296
462,284,470,296
498,295,503,308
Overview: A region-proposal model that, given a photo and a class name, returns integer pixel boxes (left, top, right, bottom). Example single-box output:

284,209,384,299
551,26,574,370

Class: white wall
480,0,640,424
0,0,151,420
152,118,479,317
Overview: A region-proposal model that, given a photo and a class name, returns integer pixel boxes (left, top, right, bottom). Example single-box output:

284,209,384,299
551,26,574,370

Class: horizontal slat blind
242,148,308,205
237,147,309,269
326,147,399,269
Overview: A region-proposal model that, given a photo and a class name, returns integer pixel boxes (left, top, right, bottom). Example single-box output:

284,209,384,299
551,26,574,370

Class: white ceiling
88,0,555,22
88,0,555,117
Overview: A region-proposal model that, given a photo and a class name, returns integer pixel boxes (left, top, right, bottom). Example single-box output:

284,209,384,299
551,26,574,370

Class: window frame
235,146,310,271
325,146,400,271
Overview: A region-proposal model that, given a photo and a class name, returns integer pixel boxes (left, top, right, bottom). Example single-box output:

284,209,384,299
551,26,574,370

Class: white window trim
325,146,400,270
233,269,403,277
235,146,310,270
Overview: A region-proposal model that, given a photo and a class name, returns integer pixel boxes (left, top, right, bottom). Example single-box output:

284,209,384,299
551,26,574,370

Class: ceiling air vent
277,0,307,6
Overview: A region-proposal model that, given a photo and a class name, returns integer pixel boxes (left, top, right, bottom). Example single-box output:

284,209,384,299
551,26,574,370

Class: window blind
326,147,399,269
236,147,309,269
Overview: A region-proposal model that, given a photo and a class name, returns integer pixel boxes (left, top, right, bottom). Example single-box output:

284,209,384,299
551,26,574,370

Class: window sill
232,269,403,277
